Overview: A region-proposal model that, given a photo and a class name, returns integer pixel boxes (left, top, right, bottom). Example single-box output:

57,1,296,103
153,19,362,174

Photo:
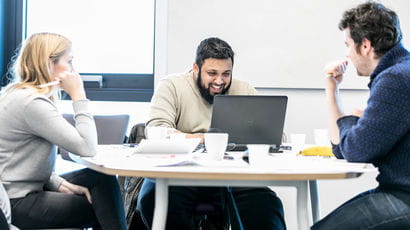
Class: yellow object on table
298,146,334,157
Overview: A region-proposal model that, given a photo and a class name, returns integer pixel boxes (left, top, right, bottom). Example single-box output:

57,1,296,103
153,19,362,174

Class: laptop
210,95,288,152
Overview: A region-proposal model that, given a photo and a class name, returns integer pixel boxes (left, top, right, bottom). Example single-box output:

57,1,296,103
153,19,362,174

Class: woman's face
51,50,74,79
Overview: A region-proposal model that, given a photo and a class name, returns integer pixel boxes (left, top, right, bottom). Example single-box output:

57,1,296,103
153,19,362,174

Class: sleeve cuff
45,173,66,191
72,99,91,114
336,115,359,129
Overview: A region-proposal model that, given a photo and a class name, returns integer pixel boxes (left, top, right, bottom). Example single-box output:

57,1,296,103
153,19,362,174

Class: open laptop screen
210,95,288,148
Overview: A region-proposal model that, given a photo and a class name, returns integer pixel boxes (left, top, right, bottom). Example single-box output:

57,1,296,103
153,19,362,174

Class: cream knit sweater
147,70,256,133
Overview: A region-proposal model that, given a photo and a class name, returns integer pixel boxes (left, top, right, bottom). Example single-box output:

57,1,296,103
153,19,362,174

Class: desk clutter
81,145,373,173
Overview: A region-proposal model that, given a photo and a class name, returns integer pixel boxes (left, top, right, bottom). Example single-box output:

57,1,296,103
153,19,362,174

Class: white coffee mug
290,133,306,153
247,144,270,168
204,133,228,161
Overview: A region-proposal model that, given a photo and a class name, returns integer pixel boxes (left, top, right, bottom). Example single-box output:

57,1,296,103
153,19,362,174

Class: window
25,0,156,101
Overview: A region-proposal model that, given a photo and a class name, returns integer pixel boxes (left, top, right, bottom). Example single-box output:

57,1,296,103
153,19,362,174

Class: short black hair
339,1,402,57
195,37,234,69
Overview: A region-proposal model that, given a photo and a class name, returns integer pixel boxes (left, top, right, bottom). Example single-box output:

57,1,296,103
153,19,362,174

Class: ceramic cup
204,133,228,161
247,144,271,167
290,134,306,153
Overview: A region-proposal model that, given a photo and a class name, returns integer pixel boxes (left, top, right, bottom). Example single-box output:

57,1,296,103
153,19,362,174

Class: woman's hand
56,71,86,101
58,180,92,203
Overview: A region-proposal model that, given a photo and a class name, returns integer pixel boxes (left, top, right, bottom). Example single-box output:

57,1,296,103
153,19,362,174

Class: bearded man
137,37,286,230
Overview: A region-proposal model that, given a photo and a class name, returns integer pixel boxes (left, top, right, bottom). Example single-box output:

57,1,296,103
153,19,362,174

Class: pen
39,80,60,88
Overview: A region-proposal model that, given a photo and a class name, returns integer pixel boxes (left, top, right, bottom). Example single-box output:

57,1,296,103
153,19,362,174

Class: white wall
162,0,410,90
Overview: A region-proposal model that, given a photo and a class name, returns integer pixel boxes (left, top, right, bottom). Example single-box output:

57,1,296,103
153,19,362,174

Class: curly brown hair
339,1,402,57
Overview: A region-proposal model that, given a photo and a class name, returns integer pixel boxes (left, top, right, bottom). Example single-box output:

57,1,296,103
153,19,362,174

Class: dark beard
196,72,231,104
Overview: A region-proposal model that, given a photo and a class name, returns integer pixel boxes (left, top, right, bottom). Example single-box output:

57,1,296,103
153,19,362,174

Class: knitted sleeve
333,73,410,163
146,78,179,128
24,97,97,157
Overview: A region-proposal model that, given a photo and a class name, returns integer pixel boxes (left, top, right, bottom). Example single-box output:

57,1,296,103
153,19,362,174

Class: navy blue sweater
333,43,410,192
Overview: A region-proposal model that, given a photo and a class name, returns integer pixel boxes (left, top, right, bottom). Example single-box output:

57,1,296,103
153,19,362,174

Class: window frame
1,0,159,102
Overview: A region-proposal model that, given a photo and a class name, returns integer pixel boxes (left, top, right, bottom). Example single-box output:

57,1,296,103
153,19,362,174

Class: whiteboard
166,0,410,89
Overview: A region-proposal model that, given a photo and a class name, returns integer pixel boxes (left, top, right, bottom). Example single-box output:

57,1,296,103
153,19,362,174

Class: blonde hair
8,32,71,99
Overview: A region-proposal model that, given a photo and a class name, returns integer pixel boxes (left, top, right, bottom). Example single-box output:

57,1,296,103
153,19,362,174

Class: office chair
59,113,130,160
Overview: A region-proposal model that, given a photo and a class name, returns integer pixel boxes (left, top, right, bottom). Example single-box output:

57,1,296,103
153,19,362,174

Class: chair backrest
59,114,130,160
127,123,146,144
62,114,130,144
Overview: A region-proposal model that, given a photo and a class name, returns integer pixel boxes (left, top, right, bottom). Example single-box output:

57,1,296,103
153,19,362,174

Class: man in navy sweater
312,2,410,229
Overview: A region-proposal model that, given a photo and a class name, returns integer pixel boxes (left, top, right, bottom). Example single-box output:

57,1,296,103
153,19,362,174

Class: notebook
210,95,288,151
134,138,201,154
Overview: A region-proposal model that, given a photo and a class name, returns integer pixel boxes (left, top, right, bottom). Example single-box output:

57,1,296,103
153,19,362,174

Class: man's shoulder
395,55,410,76
155,70,198,96
160,70,193,84
229,79,256,95
378,57,410,88
231,78,253,86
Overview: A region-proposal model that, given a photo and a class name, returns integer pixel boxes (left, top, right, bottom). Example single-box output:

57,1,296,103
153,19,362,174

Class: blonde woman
0,33,127,229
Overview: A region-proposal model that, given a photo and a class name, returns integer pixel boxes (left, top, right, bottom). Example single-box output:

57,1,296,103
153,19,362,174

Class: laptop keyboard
195,143,285,153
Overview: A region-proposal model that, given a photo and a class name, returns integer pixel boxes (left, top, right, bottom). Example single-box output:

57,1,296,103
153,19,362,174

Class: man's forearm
326,89,345,144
